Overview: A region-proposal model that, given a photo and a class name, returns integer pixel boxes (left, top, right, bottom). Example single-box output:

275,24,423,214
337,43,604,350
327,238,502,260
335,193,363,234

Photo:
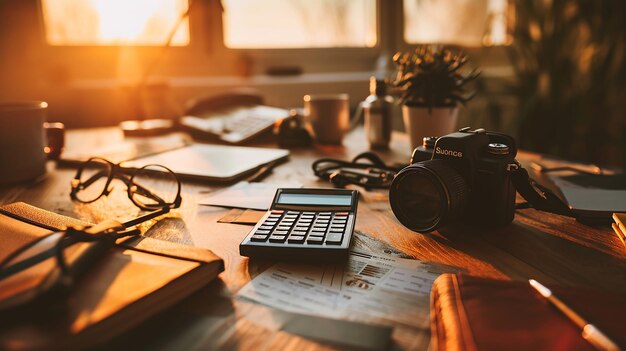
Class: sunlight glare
42,0,189,46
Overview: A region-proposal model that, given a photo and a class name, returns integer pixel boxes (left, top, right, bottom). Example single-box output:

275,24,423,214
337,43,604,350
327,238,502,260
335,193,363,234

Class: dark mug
0,102,64,185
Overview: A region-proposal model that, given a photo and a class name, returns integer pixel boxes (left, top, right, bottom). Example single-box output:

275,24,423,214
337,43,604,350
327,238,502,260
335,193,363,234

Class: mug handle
43,122,65,160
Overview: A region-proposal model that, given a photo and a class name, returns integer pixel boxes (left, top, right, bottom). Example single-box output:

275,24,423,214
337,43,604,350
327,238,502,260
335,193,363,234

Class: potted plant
392,46,479,150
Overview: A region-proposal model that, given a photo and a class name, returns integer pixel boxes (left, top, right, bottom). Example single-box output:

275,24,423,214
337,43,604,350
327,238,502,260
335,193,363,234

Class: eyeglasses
70,157,182,211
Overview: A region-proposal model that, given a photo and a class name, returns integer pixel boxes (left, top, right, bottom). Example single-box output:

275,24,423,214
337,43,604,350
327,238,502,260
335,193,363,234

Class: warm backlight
222,0,377,49
41,0,190,46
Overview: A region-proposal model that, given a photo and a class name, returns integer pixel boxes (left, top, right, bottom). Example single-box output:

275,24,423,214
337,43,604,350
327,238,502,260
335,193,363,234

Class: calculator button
288,236,306,243
329,228,344,233
259,225,274,230
298,219,312,223
271,210,284,215
269,235,287,243
334,212,349,217
294,226,309,232
291,230,308,236
251,235,269,242
319,212,332,216
317,215,331,220
307,236,324,244
325,233,343,244
287,211,301,215
255,230,271,235
302,212,316,216
300,215,314,220
330,224,345,228
283,215,298,220
310,230,326,236
263,220,277,225
273,230,289,235
331,219,346,224
315,220,329,224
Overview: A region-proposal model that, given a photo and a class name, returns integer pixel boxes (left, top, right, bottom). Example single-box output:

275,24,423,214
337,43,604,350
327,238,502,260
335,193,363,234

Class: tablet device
121,144,289,182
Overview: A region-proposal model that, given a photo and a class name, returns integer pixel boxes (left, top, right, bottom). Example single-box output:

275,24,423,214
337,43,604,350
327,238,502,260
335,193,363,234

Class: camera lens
389,159,469,233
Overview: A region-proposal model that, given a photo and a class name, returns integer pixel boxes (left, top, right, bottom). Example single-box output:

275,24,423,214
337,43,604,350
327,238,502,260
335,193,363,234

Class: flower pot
402,105,459,151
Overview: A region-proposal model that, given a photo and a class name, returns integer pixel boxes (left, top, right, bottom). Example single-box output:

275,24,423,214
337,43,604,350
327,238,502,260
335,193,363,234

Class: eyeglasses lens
129,165,179,209
75,159,110,203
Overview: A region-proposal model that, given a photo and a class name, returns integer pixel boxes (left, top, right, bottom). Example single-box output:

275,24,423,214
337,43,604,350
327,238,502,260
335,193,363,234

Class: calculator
239,188,359,261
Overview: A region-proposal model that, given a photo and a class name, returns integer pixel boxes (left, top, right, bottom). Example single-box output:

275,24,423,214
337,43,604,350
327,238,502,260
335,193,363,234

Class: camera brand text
435,147,463,158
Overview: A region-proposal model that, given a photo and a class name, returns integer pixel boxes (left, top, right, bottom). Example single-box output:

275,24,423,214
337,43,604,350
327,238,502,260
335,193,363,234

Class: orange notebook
0,202,224,350
430,274,626,351
612,213,626,247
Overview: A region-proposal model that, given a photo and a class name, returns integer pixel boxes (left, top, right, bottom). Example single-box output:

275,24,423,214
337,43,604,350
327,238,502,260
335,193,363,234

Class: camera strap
508,161,574,217
312,152,404,190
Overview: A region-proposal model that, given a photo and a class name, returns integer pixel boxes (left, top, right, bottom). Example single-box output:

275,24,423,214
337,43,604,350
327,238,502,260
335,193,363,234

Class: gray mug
0,102,49,185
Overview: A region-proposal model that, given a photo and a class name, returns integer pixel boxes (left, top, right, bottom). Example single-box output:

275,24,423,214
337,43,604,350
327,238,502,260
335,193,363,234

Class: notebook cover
612,213,626,247
430,274,626,351
0,202,224,350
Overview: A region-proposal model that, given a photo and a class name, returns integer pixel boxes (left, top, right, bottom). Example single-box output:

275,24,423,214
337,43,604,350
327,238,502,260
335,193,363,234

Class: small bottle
363,77,394,149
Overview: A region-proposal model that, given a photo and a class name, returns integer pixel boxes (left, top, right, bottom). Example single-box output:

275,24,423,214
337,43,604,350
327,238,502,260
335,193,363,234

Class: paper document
237,250,457,328
199,181,301,210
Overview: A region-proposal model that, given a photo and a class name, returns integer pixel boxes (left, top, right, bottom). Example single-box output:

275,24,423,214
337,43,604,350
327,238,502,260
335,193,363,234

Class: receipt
237,250,457,328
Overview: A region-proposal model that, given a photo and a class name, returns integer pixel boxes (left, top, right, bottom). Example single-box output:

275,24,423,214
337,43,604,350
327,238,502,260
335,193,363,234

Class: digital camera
389,127,518,233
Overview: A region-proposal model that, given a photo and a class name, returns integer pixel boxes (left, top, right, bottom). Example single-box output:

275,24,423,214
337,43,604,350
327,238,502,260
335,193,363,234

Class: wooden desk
1,128,625,350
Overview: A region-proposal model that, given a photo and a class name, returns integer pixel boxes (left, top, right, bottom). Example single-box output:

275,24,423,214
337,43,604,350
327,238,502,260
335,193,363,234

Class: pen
247,160,280,182
529,279,621,351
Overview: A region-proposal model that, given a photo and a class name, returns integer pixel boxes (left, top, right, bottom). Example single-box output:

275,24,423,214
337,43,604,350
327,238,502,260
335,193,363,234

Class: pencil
529,279,621,351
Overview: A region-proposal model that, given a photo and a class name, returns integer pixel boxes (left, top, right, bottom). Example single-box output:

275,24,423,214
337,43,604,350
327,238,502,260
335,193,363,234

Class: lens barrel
389,159,469,233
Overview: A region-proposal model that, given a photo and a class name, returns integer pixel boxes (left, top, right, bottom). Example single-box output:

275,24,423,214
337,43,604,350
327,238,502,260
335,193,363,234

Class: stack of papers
612,213,626,248
237,249,457,328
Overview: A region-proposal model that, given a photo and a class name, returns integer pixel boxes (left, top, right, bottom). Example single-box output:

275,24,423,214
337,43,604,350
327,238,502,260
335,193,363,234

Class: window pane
403,0,508,46
41,0,190,46
222,0,377,49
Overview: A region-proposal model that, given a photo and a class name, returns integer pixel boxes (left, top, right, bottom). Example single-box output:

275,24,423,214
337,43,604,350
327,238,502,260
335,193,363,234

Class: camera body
389,127,518,233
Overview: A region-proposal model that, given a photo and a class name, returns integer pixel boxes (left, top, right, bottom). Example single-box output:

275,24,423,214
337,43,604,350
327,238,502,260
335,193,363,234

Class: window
221,0,377,49
403,0,509,46
41,0,190,46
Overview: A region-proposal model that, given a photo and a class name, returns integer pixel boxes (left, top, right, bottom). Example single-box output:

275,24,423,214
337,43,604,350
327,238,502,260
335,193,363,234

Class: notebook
612,213,626,248
430,274,626,351
0,202,224,350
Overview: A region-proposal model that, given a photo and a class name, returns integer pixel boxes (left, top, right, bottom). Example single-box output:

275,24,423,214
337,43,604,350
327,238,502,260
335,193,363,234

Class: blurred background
0,0,624,166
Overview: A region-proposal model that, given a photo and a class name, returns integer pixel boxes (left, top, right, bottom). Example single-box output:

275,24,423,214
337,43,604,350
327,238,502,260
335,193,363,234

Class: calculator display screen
277,193,352,206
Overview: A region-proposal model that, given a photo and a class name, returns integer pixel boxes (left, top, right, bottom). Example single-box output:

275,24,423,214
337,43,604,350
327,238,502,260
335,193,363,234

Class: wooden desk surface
1,127,625,350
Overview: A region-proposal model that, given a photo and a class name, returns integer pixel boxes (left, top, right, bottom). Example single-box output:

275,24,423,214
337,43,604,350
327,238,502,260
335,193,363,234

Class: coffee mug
304,94,350,145
0,102,64,185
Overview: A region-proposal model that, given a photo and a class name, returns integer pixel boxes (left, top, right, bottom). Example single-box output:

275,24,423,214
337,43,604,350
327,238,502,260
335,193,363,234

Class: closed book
0,202,224,350
430,274,626,351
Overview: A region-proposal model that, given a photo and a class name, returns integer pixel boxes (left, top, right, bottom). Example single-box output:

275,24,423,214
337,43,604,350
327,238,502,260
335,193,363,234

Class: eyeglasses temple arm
122,207,171,228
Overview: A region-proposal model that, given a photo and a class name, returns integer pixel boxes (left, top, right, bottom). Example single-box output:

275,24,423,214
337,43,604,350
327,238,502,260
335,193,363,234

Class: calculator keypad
249,210,350,245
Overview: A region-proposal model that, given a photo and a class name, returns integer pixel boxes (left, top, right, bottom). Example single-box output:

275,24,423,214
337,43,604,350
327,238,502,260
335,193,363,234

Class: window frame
35,0,510,80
